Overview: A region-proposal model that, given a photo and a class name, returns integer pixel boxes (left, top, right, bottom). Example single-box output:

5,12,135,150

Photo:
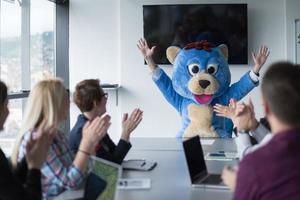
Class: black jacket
69,114,131,164
0,148,42,200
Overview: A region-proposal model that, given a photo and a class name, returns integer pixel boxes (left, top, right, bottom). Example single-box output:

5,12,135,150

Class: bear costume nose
199,80,210,89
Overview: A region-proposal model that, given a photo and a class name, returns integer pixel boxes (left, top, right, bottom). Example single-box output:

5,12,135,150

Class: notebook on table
122,159,157,171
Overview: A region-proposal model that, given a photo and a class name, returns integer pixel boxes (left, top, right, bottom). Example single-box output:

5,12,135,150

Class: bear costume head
168,40,230,105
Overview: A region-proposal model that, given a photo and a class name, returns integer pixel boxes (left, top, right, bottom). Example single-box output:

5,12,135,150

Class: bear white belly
183,104,218,138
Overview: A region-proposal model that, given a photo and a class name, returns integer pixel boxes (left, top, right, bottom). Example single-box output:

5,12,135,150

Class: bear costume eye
188,64,200,76
207,64,218,75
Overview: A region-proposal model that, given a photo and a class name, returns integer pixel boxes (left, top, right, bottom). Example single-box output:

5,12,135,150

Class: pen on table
140,161,146,167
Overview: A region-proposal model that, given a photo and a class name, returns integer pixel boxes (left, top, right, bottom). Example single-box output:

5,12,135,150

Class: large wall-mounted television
143,4,248,65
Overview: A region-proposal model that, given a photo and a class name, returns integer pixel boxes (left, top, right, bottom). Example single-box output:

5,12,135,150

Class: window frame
1,0,69,131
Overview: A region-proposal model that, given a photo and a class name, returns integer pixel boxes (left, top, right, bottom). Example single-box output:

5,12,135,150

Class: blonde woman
0,80,55,200
11,78,110,200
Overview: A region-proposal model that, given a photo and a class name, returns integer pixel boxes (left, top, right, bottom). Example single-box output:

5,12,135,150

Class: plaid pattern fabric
18,131,86,200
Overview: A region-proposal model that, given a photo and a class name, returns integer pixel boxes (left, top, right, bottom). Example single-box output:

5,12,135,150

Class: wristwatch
253,71,260,77
239,130,250,135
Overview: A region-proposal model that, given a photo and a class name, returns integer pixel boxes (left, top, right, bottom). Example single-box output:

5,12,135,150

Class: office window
30,0,55,86
0,0,22,92
0,0,23,140
4,99,23,138
0,0,56,139
0,1,69,154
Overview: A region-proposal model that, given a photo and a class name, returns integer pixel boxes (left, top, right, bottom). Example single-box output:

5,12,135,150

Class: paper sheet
118,178,151,190
200,139,215,145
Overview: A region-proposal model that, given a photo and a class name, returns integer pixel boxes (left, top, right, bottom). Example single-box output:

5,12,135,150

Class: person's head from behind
0,81,9,130
11,78,69,166
261,61,300,131
23,78,69,132
73,79,108,119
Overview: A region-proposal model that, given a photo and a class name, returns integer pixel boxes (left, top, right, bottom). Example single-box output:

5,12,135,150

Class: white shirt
235,123,272,159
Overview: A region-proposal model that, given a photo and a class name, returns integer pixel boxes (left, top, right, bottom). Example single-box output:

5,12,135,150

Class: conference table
115,137,238,200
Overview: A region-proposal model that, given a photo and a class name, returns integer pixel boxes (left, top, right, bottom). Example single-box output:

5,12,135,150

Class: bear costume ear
166,46,181,64
218,44,229,60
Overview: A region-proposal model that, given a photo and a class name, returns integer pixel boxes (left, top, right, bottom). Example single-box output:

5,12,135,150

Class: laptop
91,156,122,200
182,135,228,189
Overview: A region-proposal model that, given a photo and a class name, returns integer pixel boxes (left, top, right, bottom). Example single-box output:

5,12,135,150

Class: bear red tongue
194,94,213,104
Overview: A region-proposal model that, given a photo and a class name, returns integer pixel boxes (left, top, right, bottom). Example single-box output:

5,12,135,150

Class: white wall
69,0,121,141
70,0,298,140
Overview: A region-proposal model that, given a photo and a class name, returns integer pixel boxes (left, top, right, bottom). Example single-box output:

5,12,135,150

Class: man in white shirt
214,98,271,159
213,98,272,190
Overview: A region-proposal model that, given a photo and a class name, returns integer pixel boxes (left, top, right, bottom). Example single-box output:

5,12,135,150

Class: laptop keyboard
202,174,222,184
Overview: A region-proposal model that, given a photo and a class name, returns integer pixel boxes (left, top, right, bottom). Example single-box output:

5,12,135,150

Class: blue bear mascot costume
138,39,269,138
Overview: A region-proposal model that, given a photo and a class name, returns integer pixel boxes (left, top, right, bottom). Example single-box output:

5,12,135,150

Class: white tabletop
115,137,237,200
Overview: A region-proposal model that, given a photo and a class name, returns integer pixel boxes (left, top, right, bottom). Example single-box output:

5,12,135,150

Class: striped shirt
18,131,88,200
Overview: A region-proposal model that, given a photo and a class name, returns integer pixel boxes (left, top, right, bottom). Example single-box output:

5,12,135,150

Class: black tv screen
143,4,248,64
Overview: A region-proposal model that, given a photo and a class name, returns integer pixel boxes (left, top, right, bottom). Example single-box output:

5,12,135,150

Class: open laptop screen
183,136,208,183
91,156,122,200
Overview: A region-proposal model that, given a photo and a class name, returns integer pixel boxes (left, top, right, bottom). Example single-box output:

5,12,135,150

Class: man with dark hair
232,62,300,200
